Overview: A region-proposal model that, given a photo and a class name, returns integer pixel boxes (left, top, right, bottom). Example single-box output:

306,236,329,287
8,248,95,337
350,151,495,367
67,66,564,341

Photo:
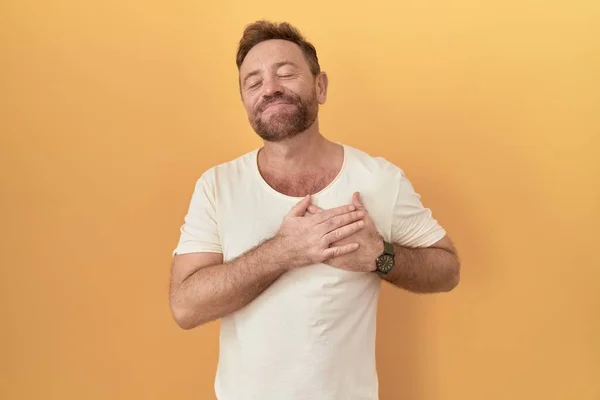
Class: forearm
382,244,460,293
172,237,289,329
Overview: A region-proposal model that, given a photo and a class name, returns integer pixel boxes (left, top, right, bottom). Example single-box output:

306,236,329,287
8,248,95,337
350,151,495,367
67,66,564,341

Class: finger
307,204,324,214
287,195,312,218
323,242,360,259
319,210,364,233
313,204,356,224
322,219,365,244
353,192,364,210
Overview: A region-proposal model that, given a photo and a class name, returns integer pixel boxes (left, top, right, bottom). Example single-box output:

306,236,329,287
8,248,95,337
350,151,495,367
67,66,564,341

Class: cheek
293,84,315,102
242,96,257,116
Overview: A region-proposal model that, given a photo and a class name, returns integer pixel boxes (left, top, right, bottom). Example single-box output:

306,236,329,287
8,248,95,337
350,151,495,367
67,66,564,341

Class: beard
250,90,318,142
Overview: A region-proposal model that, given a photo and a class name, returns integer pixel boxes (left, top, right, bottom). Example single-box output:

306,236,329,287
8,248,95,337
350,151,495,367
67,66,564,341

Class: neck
258,123,336,175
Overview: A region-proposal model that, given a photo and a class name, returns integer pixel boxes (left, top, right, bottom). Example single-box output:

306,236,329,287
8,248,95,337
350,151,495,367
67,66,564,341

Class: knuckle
325,219,335,230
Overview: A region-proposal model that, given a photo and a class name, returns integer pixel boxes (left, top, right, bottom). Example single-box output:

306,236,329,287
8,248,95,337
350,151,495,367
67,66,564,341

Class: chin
252,116,301,142
258,128,303,143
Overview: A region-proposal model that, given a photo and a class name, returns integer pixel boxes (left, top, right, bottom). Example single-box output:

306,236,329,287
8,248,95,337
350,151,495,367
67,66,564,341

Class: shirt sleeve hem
172,245,223,257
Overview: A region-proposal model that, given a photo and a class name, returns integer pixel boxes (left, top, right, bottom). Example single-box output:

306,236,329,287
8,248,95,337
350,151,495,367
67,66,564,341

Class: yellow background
1,0,599,399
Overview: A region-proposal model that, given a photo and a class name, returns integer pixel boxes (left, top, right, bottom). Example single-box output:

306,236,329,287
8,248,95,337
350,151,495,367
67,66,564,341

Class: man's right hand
274,194,365,269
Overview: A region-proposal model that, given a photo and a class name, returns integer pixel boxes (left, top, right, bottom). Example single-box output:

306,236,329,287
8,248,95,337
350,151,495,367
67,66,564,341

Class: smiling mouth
262,102,293,111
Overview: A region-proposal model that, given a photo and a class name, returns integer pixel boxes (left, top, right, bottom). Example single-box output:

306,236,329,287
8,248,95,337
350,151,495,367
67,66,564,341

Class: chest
216,189,393,265
260,170,339,197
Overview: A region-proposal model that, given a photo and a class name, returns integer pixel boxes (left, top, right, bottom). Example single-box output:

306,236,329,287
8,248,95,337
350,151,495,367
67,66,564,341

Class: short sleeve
390,169,446,248
172,169,222,256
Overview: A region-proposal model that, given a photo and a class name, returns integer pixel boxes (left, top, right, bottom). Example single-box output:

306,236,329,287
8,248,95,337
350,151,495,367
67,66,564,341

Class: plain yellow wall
1,0,599,399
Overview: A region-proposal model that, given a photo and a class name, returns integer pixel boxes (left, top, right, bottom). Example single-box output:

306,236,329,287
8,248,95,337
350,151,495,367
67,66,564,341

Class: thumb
288,194,312,217
353,192,364,209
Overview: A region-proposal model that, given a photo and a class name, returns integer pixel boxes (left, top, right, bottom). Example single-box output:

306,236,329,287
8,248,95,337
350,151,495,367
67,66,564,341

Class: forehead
240,39,308,75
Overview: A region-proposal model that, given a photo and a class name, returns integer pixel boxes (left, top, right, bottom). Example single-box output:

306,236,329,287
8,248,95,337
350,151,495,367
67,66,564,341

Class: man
170,20,460,400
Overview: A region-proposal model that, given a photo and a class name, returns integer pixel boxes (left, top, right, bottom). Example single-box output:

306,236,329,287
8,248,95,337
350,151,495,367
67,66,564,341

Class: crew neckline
252,142,348,201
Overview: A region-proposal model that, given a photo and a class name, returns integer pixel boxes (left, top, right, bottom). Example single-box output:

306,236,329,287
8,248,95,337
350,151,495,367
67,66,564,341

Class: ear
238,74,245,101
315,71,328,105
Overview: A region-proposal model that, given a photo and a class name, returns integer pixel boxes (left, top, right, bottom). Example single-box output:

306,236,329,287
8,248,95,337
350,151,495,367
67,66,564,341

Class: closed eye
247,81,262,90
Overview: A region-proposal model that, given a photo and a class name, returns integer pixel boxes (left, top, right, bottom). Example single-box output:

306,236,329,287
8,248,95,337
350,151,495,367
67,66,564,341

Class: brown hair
236,20,321,77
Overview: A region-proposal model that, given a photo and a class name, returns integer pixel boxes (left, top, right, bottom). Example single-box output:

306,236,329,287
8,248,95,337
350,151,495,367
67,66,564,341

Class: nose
262,76,284,98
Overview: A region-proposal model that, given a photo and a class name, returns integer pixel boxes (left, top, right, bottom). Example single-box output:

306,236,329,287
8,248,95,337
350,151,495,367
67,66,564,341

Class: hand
307,192,384,273
274,194,366,269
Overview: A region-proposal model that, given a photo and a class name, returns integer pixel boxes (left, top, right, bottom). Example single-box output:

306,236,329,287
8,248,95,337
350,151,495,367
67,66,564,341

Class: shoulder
195,148,259,188
341,143,406,180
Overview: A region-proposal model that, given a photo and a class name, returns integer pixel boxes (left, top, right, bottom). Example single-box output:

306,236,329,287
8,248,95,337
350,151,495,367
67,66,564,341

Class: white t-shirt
173,143,446,400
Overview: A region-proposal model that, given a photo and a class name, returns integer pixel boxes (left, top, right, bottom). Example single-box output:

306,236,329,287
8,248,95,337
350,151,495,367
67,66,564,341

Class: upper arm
428,234,457,255
390,168,447,248
171,169,223,291
173,169,222,255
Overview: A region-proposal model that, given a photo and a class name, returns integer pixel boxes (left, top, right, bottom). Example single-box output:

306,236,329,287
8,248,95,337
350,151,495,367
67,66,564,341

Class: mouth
261,101,294,112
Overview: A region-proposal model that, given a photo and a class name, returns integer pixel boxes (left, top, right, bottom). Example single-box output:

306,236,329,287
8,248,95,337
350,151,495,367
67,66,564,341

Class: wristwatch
375,240,395,275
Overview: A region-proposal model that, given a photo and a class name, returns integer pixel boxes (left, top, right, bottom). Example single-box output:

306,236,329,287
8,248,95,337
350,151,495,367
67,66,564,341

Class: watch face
376,254,394,273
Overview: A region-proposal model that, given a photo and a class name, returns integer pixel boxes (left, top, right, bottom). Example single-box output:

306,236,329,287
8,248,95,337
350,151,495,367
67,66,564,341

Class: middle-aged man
170,20,460,400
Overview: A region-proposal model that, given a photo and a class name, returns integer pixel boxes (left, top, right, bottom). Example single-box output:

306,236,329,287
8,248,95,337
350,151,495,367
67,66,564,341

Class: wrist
375,238,385,257
370,239,385,272
374,239,396,276
269,235,301,272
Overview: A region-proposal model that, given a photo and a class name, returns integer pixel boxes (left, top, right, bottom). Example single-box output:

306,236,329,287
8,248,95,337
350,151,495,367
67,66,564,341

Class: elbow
441,259,461,292
170,299,207,330
171,306,197,330
442,270,460,292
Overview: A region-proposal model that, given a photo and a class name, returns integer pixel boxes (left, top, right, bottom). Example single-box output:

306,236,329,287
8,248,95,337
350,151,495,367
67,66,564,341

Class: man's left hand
307,192,384,273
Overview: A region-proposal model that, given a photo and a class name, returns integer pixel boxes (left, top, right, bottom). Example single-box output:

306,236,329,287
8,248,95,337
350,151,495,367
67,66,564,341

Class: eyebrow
242,61,299,87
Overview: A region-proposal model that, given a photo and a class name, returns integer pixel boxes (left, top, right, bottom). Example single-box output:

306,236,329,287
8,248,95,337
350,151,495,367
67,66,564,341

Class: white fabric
173,143,446,400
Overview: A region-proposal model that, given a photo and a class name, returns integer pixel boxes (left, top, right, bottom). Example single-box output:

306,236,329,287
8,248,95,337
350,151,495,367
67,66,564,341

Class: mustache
257,93,299,113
